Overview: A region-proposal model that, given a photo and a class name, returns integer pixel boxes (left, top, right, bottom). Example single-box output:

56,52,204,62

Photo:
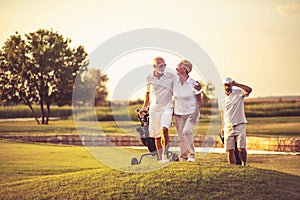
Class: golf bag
136,110,157,153
131,109,179,165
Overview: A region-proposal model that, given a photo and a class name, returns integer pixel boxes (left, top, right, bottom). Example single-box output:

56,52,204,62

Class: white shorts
224,123,246,151
148,106,173,138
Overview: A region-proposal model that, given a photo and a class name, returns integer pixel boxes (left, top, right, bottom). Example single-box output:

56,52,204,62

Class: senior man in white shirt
173,60,202,162
140,57,201,163
140,57,177,162
221,77,252,166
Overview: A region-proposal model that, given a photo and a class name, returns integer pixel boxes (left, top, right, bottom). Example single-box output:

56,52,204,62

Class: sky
1,0,300,99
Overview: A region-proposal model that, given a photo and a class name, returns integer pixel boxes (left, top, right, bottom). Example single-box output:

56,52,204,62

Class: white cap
223,77,232,84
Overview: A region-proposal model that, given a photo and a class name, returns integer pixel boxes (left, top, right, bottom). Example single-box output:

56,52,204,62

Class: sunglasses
156,64,166,68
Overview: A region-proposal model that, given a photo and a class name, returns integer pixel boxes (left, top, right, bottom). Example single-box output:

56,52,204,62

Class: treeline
0,29,108,124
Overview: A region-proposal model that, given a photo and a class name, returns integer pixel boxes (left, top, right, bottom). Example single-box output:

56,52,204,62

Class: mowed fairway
246,116,300,137
0,140,299,199
1,116,300,137
0,101,299,199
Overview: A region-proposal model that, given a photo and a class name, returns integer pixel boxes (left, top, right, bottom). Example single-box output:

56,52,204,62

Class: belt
233,123,245,127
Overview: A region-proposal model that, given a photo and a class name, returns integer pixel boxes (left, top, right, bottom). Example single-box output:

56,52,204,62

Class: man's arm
140,85,150,113
220,110,225,142
221,110,224,136
141,92,150,111
196,93,202,111
194,81,202,110
232,81,252,96
194,81,201,91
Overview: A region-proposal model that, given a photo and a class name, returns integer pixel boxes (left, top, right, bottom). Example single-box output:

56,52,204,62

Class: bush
1,101,300,120
0,105,72,119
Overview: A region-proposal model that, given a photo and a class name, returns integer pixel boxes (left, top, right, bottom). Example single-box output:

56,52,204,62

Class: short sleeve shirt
146,71,177,110
173,77,201,115
220,88,248,127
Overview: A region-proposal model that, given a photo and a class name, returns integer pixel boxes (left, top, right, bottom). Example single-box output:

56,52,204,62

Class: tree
199,81,215,107
93,69,109,106
0,29,88,124
72,68,109,106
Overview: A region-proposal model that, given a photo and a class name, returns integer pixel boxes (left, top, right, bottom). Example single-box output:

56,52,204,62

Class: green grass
0,140,299,199
0,105,72,119
0,120,140,136
1,116,299,137
4,165,300,199
0,105,140,121
1,101,299,199
0,140,103,184
245,102,300,117
1,101,300,138
0,120,78,135
246,116,300,137
1,101,300,120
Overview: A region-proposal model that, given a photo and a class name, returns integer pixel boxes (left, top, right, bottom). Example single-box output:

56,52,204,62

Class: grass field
1,100,300,120
1,116,299,137
0,100,299,199
1,100,300,138
246,117,300,137
0,140,299,199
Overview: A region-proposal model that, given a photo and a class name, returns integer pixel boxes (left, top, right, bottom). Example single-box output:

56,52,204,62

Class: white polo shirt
220,88,248,127
147,71,177,111
173,77,201,115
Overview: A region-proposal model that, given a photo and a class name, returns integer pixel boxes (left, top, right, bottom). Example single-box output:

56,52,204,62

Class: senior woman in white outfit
173,60,202,162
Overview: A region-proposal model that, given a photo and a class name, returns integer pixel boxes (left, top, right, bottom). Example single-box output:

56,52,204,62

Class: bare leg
161,127,169,157
238,148,247,166
155,137,162,160
226,149,236,164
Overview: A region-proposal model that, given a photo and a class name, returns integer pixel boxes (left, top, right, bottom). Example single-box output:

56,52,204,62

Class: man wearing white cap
221,77,252,166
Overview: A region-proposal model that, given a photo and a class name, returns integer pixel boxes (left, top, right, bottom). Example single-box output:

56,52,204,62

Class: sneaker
242,163,249,167
160,155,169,163
160,159,169,163
187,157,195,162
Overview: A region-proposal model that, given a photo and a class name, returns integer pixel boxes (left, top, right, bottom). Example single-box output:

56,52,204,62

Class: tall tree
72,68,109,106
89,68,109,106
199,81,215,107
0,33,40,123
0,29,88,124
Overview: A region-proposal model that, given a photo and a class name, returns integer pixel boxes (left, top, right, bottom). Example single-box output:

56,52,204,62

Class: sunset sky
1,0,300,99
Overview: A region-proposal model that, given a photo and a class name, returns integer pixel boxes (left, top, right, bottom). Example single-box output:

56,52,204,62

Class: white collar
177,76,191,83
151,72,167,79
